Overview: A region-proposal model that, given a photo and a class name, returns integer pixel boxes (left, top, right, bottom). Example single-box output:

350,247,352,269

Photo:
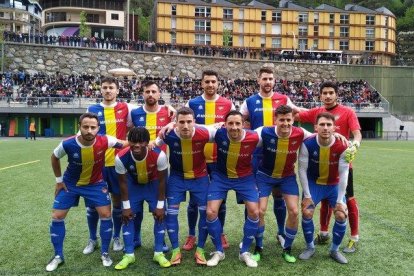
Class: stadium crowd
0,71,381,108
4,31,378,64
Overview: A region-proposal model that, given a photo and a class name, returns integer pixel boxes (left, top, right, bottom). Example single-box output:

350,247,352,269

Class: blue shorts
208,172,258,203
256,172,299,198
128,180,160,213
252,151,263,174
307,182,345,208
167,173,209,206
103,166,120,195
53,182,111,210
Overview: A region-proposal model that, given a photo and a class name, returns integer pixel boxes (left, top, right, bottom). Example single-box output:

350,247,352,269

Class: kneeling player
298,113,349,264
114,127,170,269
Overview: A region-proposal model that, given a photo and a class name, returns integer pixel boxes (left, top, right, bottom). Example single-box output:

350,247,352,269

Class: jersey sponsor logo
311,158,339,165
100,118,125,124
253,107,274,113
266,147,297,154
196,114,224,119
218,147,250,157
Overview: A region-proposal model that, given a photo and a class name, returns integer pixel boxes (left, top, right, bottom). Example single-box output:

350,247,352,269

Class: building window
171,32,176,44
314,26,319,36
329,13,334,24
111,13,119,20
314,13,319,24
223,21,233,31
329,39,334,50
172,5,176,16
171,18,176,29
195,6,211,17
261,36,266,48
329,26,334,37
271,24,281,35
271,38,281,48
272,11,281,22
366,28,375,38
261,23,266,34
45,12,66,23
313,39,318,49
0,12,4,18
298,38,308,50
366,15,375,25
195,34,211,45
261,10,266,21
366,40,374,51
339,40,349,50
86,13,99,23
299,13,308,23
239,22,244,33
340,26,349,38
299,25,308,36
385,16,389,27
239,35,244,46
195,20,211,31
239,9,244,19
223,8,233,19
384,41,388,52
340,14,349,24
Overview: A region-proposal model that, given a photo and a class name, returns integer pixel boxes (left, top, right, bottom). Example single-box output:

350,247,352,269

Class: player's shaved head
79,112,99,125
128,127,150,143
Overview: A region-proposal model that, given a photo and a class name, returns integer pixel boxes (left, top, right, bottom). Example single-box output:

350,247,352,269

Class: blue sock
255,225,265,248
86,207,98,241
187,202,198,236
218,202,227,230
197,206,208,248
206,217,223,252
302,218,315,248
166,206,180,249
273,197,286,235
331,220,347,251
112,207,122,239
100,217,113,254
134,212,143,245
283,227,298,249
50,219,65,258
122,221,135,254
154,219,166,253
241,216,259,253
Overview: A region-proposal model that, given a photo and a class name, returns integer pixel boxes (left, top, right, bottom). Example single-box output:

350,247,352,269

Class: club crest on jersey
139,117,144,122
313,151,318,156
222,141,228,146
198,105,203,110
256,100,261,104
97,111,103,116
73,153,79,158
270,138,275,144
129,165,135,170
174,142,179,147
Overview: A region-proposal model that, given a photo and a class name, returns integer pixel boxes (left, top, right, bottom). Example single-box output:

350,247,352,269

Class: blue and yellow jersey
186,95,234,163
302,136,348,185
115,147,168,185
130,105,172,141
258,126,305,178
87,102,130,167
215,128,259,178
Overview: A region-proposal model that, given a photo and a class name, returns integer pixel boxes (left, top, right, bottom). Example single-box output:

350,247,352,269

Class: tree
223,28,232,47
79,11,91,37
397,6,414,31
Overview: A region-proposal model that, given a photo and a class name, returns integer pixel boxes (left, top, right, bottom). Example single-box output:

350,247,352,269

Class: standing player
130,81,175,249
46,113,126,272
155,107,214,265
206,111,260,268
240,67,301,257
298,112,349,264
84,76,133,254
297,81,362,252
184,70,235,250
114,127,171,270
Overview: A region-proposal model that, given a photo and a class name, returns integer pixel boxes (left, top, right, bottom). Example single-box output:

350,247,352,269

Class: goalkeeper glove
345,141,360,163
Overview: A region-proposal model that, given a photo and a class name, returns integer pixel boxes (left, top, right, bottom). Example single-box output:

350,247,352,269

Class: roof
315,4,343,13
376,7,395,17
247,0,275,10
208,0,240,8
279,0,309,11
344,4,376,14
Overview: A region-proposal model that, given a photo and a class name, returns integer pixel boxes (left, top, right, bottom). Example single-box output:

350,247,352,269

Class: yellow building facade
154,0,396,65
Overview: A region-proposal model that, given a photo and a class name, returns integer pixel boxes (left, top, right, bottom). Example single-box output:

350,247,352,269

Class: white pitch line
0,160,41,171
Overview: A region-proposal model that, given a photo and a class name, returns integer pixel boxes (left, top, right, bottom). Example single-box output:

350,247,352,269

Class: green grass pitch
0,138,413,275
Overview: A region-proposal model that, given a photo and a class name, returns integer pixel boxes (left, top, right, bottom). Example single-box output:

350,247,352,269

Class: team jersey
115,147,168,185
215,128,259,178
186,95,235,163
297,104,360,139
87,102,132,167
300,136,348,185
54,135,123,186
130,105,173,141
240,92,294,129
257,126,310,178
156,126,214,179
